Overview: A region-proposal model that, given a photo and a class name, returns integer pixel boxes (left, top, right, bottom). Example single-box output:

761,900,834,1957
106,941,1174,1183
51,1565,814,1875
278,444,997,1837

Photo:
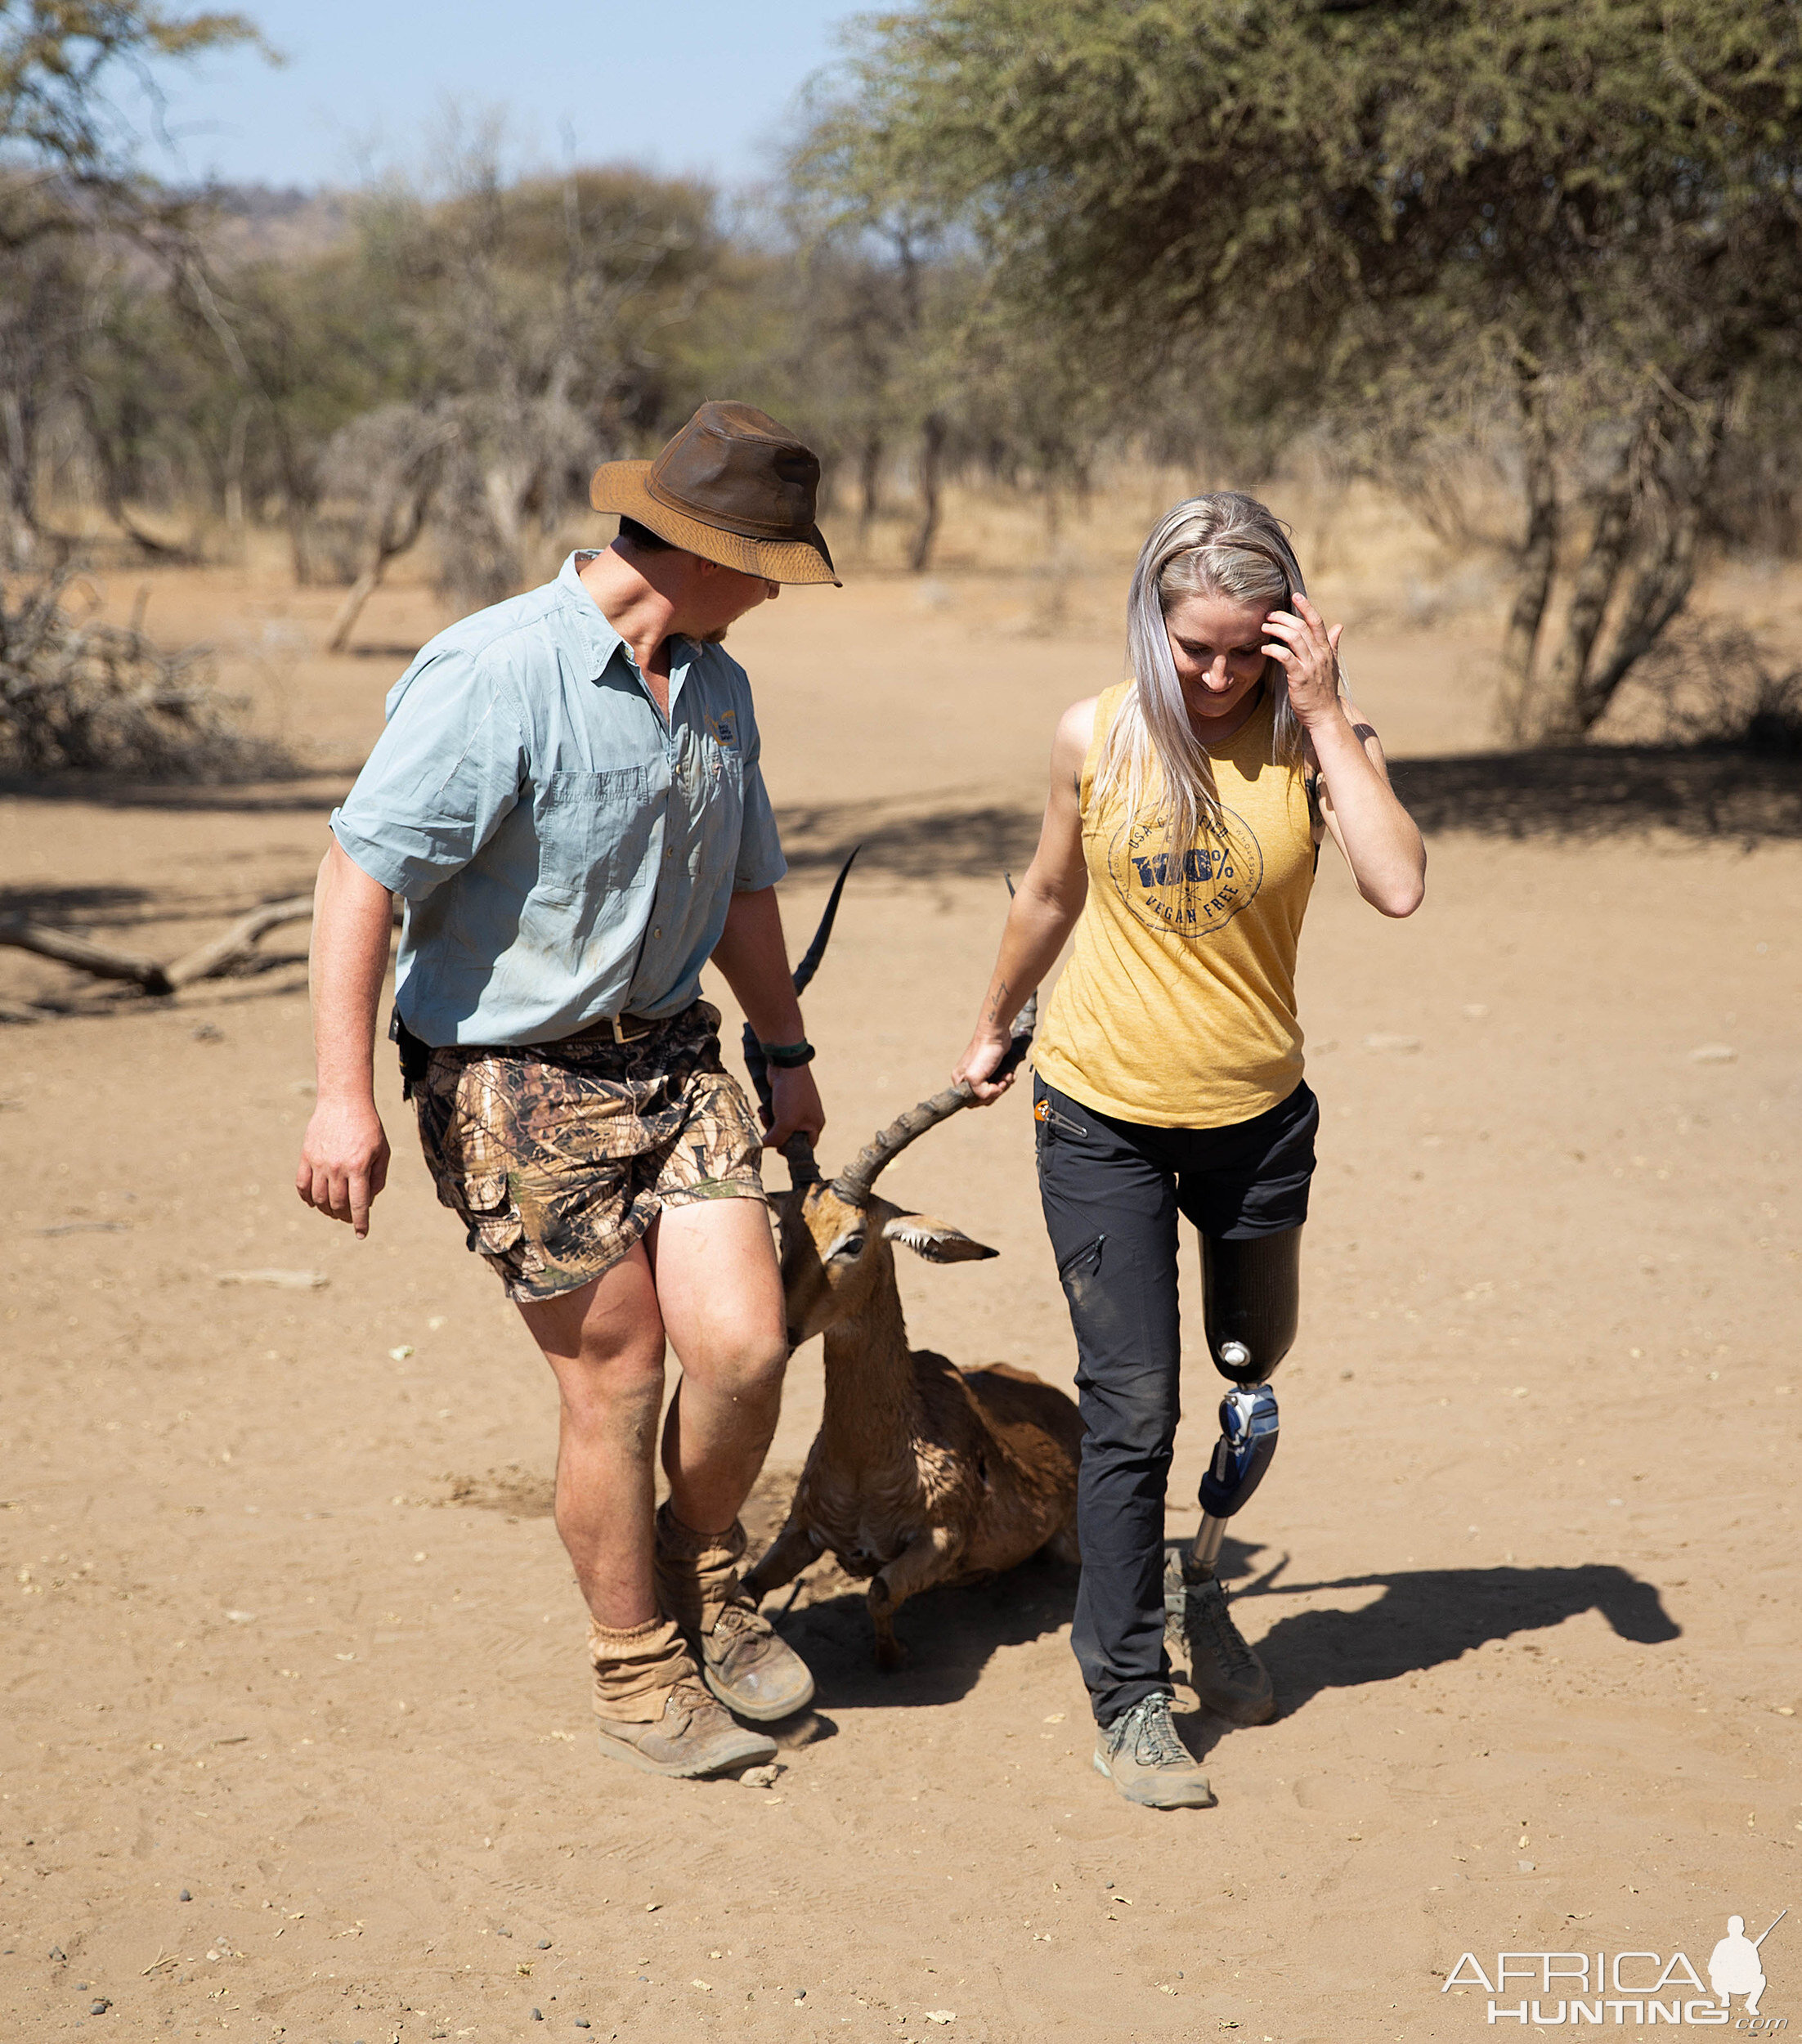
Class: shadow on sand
1222,1553,1681,1714
1387,744,1802,843
770,1550,1082,1713
0,769,352,814
773,742,1801,884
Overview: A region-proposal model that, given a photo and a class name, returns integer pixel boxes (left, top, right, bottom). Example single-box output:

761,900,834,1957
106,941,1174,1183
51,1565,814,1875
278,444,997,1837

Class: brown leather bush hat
589,401,839,585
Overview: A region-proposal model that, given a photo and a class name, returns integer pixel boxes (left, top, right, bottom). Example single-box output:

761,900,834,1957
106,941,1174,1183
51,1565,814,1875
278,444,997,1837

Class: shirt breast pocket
536,765,662,903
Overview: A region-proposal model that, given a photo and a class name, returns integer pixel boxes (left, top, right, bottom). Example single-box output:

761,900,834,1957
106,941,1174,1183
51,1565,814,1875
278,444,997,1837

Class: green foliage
813,0,1802,364
0,1,262,195
803,0,1802,728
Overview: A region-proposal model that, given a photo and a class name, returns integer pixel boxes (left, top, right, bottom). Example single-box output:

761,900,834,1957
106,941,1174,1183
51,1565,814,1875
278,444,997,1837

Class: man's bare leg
516,1246,667,1629
645,1195,814,1720
648,1198,789,1534
517,1239,778,1773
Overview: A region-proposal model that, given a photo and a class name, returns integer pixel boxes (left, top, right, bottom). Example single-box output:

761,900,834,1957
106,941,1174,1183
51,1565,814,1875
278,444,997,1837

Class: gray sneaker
1166,1562,1276,1726
1092,1692,1215,1809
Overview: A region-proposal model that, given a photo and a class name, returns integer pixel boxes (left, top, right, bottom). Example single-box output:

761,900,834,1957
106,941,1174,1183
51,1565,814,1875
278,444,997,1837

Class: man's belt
389,1006,675,1085
567,1009,663,1045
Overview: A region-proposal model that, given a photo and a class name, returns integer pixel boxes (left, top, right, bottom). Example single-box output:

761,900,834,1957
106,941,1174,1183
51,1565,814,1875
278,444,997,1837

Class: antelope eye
828,1232,867,1263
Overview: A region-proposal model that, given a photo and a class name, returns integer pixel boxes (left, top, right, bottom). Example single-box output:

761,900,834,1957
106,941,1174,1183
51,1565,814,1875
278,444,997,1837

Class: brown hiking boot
655,1504,815,1723
1165,1557,1276,1726
589,1614,776,1778
1092,1692,1215,1809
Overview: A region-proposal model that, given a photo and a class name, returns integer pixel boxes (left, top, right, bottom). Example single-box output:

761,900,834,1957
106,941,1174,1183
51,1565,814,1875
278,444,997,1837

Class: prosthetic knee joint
1185,1231,1299,1582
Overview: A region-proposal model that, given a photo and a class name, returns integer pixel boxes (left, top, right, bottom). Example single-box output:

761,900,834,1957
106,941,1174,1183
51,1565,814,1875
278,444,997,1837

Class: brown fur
744,1181,1083,1669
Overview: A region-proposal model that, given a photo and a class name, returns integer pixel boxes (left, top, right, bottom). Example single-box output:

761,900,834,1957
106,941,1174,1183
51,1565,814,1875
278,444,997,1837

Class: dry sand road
2,554,1798,2043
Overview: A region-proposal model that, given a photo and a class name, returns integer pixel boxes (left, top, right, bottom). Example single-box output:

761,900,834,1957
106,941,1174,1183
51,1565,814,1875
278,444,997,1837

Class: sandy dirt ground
2,552,1798,2044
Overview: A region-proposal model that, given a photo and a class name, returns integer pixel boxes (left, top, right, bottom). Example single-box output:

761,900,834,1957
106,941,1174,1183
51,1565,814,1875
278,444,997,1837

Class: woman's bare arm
953,697,1096,1104
1263,595,1425,917
1308,698,1425,917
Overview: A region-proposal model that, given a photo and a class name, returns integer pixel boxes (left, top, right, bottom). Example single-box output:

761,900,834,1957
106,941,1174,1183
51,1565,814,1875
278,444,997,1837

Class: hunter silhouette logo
1711,1912,1784,2018
1109,805,1265,940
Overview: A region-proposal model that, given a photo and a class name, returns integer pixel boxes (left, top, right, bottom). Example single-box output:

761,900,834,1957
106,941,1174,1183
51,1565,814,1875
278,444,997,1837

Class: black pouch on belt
389,1006,432,1101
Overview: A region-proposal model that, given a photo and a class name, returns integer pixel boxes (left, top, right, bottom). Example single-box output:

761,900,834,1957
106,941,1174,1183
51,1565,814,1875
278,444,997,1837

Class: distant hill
190,182,355,263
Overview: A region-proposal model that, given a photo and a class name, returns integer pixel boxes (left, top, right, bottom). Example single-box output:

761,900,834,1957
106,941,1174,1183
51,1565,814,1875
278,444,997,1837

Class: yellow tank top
1033,682,1317,1128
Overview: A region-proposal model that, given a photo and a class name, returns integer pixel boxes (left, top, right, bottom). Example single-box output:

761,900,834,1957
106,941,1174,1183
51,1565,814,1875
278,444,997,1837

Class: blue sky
139,0,870,192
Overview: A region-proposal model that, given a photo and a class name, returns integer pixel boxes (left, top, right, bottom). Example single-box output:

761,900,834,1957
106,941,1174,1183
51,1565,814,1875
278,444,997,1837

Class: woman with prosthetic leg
956,495,1424,1809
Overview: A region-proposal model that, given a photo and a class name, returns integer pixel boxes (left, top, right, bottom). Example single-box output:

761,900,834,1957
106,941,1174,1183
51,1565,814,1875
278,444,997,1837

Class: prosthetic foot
1166,1557,1275,1725
1168,1370,1280,1725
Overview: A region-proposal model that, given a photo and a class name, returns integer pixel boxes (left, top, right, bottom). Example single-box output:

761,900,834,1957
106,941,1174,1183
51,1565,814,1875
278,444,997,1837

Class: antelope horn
832,988,1037,1206
742,848,858,1189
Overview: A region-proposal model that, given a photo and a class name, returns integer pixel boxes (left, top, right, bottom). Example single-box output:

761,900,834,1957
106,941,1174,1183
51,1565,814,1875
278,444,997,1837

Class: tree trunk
1539,386,1728,738
1569,502,1703,733
1535,450,1640,740
1496,374,1561,742
908,412,946,574
326,489,428,654
223,400,250,545
858,432,883,546
2,389,38,569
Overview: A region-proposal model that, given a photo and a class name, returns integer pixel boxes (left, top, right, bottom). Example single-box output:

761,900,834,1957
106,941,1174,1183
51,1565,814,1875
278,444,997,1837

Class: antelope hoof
869,1580,908,1670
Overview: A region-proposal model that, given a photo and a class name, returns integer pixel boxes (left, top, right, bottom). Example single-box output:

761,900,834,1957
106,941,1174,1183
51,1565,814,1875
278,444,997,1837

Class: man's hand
296,1095,392,1238
765,1064,825,1154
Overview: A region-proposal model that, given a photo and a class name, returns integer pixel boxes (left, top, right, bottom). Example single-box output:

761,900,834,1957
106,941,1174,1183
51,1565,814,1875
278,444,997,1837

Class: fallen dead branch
0,912,173,993
0,893,398,1020
164,894,315,988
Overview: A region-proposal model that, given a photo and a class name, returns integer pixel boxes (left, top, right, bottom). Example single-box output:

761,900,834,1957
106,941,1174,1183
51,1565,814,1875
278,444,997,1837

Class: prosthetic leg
1166,1230,1299,1725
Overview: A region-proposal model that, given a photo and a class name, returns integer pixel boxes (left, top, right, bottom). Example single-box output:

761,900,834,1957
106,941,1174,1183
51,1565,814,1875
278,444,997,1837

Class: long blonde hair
1094,493,1310,848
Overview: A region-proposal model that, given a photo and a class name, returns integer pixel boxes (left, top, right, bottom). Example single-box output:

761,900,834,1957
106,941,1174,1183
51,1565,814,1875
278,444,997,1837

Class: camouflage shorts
413,1001,768,1303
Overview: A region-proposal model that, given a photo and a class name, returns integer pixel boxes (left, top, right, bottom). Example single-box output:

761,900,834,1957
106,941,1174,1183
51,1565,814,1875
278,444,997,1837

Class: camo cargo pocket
458,1167,527,1271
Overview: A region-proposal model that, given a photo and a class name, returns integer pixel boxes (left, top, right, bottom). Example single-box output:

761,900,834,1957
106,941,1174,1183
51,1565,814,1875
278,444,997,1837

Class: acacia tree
807,0,1802,737
0,0,260,562
326,147,721,608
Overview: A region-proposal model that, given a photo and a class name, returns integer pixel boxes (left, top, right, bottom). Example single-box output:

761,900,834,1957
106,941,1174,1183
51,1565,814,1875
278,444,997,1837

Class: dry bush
1623,622,1802,757
0,568,289,779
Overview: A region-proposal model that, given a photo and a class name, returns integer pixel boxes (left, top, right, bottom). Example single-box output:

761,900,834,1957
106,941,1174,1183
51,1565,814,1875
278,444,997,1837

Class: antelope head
742,856,1036,1352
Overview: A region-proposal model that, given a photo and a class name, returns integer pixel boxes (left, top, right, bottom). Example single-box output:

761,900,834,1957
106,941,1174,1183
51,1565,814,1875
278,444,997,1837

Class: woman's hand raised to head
1262,594,1344,728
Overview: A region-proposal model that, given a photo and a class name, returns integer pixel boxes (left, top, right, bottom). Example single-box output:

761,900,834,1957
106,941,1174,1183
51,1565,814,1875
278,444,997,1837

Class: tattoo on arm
984,976,1013,1025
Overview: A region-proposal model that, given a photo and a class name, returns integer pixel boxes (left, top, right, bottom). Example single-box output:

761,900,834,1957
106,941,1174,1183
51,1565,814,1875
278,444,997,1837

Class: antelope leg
743,1511,826,1604
867,1526,961,1670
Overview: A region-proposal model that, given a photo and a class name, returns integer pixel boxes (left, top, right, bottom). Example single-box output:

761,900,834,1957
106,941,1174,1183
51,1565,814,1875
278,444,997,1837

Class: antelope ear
881,1212,999,1264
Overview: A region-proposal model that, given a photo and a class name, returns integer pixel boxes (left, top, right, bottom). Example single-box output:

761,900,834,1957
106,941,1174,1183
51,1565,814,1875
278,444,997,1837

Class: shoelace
1190,1582,1256,1674
710,1599,770,1647
1123,1694,1189,1768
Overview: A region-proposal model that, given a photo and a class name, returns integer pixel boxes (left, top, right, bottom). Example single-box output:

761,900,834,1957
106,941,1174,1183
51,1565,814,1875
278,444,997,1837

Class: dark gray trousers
1033,1075,1315,1726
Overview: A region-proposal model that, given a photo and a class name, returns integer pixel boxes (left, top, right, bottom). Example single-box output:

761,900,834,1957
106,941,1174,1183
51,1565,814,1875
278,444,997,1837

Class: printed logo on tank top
1108,805,1266,939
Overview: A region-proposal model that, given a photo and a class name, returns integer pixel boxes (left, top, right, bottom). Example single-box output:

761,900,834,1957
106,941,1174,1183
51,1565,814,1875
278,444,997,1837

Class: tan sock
654,1504,749,1636
586,1614,695,1724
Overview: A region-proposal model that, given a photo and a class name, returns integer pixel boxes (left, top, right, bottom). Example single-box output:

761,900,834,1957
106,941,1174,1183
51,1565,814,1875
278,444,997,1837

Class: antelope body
738,862,1082,1668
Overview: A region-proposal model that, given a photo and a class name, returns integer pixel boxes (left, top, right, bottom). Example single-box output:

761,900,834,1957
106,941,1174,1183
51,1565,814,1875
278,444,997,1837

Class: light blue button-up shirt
330,551,787,1047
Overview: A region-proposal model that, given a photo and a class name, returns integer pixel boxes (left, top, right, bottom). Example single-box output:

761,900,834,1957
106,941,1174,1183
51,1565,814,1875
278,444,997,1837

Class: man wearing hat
296,403,837,1777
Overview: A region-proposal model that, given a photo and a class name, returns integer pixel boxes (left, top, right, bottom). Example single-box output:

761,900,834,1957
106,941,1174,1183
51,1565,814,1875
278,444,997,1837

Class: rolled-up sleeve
733,712,787,894
330,648,527,899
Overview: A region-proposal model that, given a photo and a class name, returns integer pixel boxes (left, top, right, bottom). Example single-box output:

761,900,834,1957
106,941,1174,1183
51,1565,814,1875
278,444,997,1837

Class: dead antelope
739,863,1082,1669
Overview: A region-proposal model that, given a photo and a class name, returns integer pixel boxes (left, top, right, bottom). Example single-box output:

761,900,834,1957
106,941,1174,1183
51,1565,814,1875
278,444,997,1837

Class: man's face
689,559,781,642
